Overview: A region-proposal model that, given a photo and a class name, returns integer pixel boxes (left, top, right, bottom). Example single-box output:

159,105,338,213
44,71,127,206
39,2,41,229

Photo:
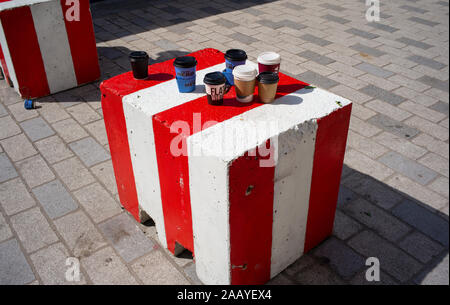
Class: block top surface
0,0,54,11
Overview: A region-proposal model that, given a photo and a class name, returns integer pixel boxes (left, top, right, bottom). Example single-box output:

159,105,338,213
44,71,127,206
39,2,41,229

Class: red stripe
101,48,225,221
152,69,306,256
60,0,100,85
229,144,275,284
0,43,12,86
304,104,352,253
0,7,50,98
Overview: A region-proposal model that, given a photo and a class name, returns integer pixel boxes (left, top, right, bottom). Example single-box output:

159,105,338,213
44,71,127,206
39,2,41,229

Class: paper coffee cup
233,64,257,103
257,72,279,103
129,51,149,80
204,72,227,105
224,49,247,72
257,52,281,74
173,56,197,93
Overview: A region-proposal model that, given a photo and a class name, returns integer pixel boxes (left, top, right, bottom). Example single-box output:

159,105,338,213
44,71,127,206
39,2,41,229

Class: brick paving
0,0,448,285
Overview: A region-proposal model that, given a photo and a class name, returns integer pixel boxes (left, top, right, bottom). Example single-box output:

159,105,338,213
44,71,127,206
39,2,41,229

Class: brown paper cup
258,82,278,103
235,79,256,100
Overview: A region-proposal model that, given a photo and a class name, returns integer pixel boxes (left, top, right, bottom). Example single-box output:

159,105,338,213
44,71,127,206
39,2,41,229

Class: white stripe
30,0,77,93
0,0,55,11
122,62,225,249
0,19,19,93
187,87,351,281
270,122,317,277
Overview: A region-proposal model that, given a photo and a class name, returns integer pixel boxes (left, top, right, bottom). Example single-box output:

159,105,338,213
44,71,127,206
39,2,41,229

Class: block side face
228,146,276,285
0,19,15,88
188,154,231,285
60,0,100,85
0,6,50,98
100,87,139,220
123,102,167,247
30,0,77,93
270,121,318,278
304,104,352,253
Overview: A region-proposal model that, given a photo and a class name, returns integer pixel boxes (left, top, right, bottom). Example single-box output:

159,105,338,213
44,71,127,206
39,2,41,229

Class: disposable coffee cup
204,72,227,106
173,56,197,93
129,51,149,80
257,71,279,104
257,52,281,74
224,49,247,73
232,64,257,103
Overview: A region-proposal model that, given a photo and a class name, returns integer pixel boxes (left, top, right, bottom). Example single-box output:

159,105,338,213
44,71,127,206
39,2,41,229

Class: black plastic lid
173,56,197,68
204,72,226,85
257,72,279,84
224,49,247,62
129,51,149,61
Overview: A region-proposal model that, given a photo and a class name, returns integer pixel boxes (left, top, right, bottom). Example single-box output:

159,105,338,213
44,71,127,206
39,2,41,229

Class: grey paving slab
297,71,339,89
0,153,18,183
281,2,306,10
0,134,37,162
379,151,438,185
399,231,445,264
414,254,449,285
99,213,154,263
0,103,7,117
0,213,12,242
298,50,335,65
322,14,350,24
356,63,394,78
408,16,439,27
396,37,432,50
300,34,332,47
0,116,21,140
417,75,449,92
367,22,399,33
429,101,449,115
0,178,36,216
392,200,449,247
69,137,110,167
337,185,358,207
333,210,363,240
15,155,55,189
368,114,420,139
0,239,35,285
33,180,78,219
345,28,379,40
399,5,428,14
20,117,55,142
319,3,345,11
351,43,386,57
407,55,446,71
229,32,258,44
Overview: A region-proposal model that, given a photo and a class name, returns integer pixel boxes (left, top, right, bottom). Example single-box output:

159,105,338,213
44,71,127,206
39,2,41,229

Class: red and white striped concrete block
101,48,352,285
0,0,99,98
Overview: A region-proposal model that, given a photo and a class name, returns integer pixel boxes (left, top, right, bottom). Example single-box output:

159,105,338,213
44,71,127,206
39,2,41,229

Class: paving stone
322,14,350,24
10,207,59,253
51,118,88,143
297,71,339,89
132,250,189,285
343,149,394,181
35,135,73,164
392,199,449,247
337,184,358,207
30,242,86,285
54,210,107,258
99,213,154,263
0,239,35,284
408,16,439,27
66,103,101,125
284,253,317,277
183,262,203,285
345,28,379,40
399,101,446,123
408,55,446,71
20,117,55,142
367,22,398,33
368,114,419,139
428,176,449,198
314,237,365,279
379,151,438,185
319,3,345,11
399,5,428,14
212,18,238,28
0,154,18,183
414,254,449,285
73,183,121,223
37,102,70,124
229,32,258,45
343,171,404,209
351,43,386,57
429,101,449,116
32,180,78,219
417,75,449,92
360,85,406,105
0,178,35,216
81,246,138,285
294,262,345,285
281,2,305,10
0,116,21,140
349,270,398,285
69,137,110,167
373,132,426,160
348,230,422,282
8,102,39,122
300,34,332,47
412,133,449,160
298,50,335,65
405,116,449,141
0,133,37,162
0,103,7,117
52,157,96,190
0,212,12,242
277,20,307,31
356,63,394,78
396,37,432,50
16,155,55,188
84,120,108,145
418,153,449,177
91,160,118,195
347,130,388,159
399,231,445,264
333,210,363,240
266,273,295,285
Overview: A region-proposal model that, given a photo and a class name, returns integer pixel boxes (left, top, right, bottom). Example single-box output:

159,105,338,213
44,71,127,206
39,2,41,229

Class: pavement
0,0,448,285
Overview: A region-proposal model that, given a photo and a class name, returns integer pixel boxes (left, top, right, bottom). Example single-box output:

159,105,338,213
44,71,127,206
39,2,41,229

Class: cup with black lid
173,56,197,93
129,51,149,80
257,71,279,103
224,49,247,86
204,72,227,105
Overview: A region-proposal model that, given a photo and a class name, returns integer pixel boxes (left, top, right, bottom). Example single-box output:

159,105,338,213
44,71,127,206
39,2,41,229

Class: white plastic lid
232,64,257,81
257,52,281,65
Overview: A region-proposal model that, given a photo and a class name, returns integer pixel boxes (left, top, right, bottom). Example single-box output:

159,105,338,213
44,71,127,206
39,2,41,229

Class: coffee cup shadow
146,73,173,82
